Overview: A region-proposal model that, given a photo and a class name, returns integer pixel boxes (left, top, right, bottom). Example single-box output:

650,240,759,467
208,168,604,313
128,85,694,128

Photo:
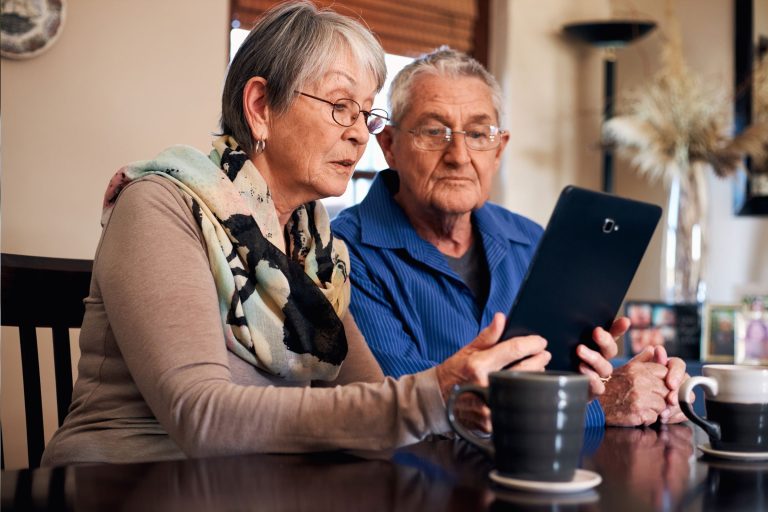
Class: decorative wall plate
1,0,66,59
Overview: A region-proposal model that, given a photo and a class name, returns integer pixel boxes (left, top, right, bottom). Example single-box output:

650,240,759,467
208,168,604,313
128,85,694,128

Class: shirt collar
358,169,533,249
359,169,422,250
472,197,533,246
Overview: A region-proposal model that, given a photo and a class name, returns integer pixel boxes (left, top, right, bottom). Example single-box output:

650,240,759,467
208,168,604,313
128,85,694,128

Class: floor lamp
562,21,656,193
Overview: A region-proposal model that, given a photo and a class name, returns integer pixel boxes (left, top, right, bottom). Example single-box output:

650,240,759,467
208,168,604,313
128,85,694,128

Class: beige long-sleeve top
41,176,449,467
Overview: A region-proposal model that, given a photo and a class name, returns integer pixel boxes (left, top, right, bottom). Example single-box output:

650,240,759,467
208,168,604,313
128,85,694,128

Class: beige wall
489,0,768,303
489,0,608,225
1,0,229,258
1,0,228,469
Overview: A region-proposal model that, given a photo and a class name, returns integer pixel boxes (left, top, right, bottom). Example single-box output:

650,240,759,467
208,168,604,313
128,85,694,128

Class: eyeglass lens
330,99,387,134
411,125,502,151
296,92,390,134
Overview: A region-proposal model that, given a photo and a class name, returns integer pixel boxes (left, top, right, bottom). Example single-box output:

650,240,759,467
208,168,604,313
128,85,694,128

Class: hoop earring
254,139,266,155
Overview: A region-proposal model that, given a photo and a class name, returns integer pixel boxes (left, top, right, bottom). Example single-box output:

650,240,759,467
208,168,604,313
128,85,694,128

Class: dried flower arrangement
602,12,768,181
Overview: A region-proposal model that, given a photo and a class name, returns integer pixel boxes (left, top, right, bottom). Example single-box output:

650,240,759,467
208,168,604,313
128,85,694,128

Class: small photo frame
701,304,739,362
735,310,768,364
624,301,702,360
742,294,768,313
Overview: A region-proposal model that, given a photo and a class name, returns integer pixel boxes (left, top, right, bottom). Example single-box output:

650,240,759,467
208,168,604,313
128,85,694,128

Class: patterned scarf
102,136,350,381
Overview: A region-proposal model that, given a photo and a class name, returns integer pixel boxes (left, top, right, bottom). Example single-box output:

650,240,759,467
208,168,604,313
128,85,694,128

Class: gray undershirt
444,234,490,309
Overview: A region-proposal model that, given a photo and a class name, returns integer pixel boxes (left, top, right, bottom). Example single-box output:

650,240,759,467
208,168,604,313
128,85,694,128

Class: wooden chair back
1,253,92,468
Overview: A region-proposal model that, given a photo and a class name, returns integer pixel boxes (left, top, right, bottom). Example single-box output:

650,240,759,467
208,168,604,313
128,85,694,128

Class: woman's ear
242,77,270,143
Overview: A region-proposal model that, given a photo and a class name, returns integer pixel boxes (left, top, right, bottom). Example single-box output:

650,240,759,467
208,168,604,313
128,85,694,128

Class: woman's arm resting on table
99,180,450,457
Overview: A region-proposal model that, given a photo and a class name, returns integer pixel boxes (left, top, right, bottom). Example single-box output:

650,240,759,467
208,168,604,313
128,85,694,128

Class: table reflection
3,437,492,512
490,489,600,512
700,459,768,511
589,424,694,510
6,426,768,511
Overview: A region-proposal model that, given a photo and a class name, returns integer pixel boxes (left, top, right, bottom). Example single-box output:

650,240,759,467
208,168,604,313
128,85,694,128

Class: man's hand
598,344,692,427
576,317,626,399
435,313,551,431
650,346,691,424
599,347,671,426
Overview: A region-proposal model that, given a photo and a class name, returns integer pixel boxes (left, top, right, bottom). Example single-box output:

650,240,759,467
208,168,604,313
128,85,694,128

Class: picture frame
733,1,768,216
701,304,740,362
735,310,768,364
624,301,702,360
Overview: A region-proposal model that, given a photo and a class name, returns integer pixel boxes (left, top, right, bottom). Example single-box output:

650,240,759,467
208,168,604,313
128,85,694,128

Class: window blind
231,0,486,62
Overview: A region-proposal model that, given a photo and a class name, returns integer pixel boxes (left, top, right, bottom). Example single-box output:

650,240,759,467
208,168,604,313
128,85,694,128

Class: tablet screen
502,186,662,371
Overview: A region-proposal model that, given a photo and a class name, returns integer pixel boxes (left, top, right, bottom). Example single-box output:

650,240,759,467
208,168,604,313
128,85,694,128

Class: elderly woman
41,2,593,466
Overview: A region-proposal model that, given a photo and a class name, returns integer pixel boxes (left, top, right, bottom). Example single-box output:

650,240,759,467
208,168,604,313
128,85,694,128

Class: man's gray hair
221,1,386,155
388,47,503,126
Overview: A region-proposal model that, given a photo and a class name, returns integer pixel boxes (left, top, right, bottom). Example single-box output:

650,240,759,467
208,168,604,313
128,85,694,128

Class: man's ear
242,76,270,143
492,129,510,168
376,126,398,168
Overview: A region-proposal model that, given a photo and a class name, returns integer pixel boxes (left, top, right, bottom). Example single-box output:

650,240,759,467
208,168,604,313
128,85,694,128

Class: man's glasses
407,124,506,151
296,91,389,134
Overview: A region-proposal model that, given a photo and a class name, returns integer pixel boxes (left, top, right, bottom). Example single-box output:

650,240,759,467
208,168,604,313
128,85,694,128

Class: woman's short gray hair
221,1,386,155
388,47,503,126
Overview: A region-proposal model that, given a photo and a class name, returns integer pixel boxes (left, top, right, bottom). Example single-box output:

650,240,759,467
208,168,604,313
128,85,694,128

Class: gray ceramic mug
446,370,590,482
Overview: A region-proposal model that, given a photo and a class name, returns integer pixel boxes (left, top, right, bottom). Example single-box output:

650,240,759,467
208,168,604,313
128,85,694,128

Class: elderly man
333,48,688,427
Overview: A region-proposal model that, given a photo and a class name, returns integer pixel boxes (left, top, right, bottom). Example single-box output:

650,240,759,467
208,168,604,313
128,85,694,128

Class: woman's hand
576,317,626,399
435,313,550,431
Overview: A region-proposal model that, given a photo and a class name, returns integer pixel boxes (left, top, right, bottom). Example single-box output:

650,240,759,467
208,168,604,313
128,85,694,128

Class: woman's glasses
296,91,389,134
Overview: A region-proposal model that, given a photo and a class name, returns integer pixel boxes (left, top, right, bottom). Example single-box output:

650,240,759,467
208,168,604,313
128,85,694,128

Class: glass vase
662,163,708,304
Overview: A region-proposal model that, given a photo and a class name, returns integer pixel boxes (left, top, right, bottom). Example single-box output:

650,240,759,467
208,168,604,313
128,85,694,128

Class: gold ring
600,375,612,383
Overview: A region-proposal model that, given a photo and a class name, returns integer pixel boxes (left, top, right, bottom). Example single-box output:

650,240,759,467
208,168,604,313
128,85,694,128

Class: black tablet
502,186,662,371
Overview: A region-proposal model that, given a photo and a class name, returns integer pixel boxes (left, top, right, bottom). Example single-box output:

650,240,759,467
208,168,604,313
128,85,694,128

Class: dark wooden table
2,424,766,511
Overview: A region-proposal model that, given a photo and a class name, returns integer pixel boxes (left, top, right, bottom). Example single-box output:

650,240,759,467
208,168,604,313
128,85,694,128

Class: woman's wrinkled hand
435,313,550,431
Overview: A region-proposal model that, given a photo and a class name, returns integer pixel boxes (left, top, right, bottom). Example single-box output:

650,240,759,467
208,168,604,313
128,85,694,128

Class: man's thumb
630,346,656,364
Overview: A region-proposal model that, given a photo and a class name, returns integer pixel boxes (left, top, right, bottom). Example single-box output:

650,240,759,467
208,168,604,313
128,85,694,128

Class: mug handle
446,384,494,457
678,376,721,442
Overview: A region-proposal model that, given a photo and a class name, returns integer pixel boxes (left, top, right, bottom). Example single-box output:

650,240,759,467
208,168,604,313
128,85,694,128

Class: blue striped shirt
333,170,605,427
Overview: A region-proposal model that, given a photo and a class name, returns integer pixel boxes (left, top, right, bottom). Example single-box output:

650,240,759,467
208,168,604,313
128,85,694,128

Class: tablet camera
602,218,619,233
